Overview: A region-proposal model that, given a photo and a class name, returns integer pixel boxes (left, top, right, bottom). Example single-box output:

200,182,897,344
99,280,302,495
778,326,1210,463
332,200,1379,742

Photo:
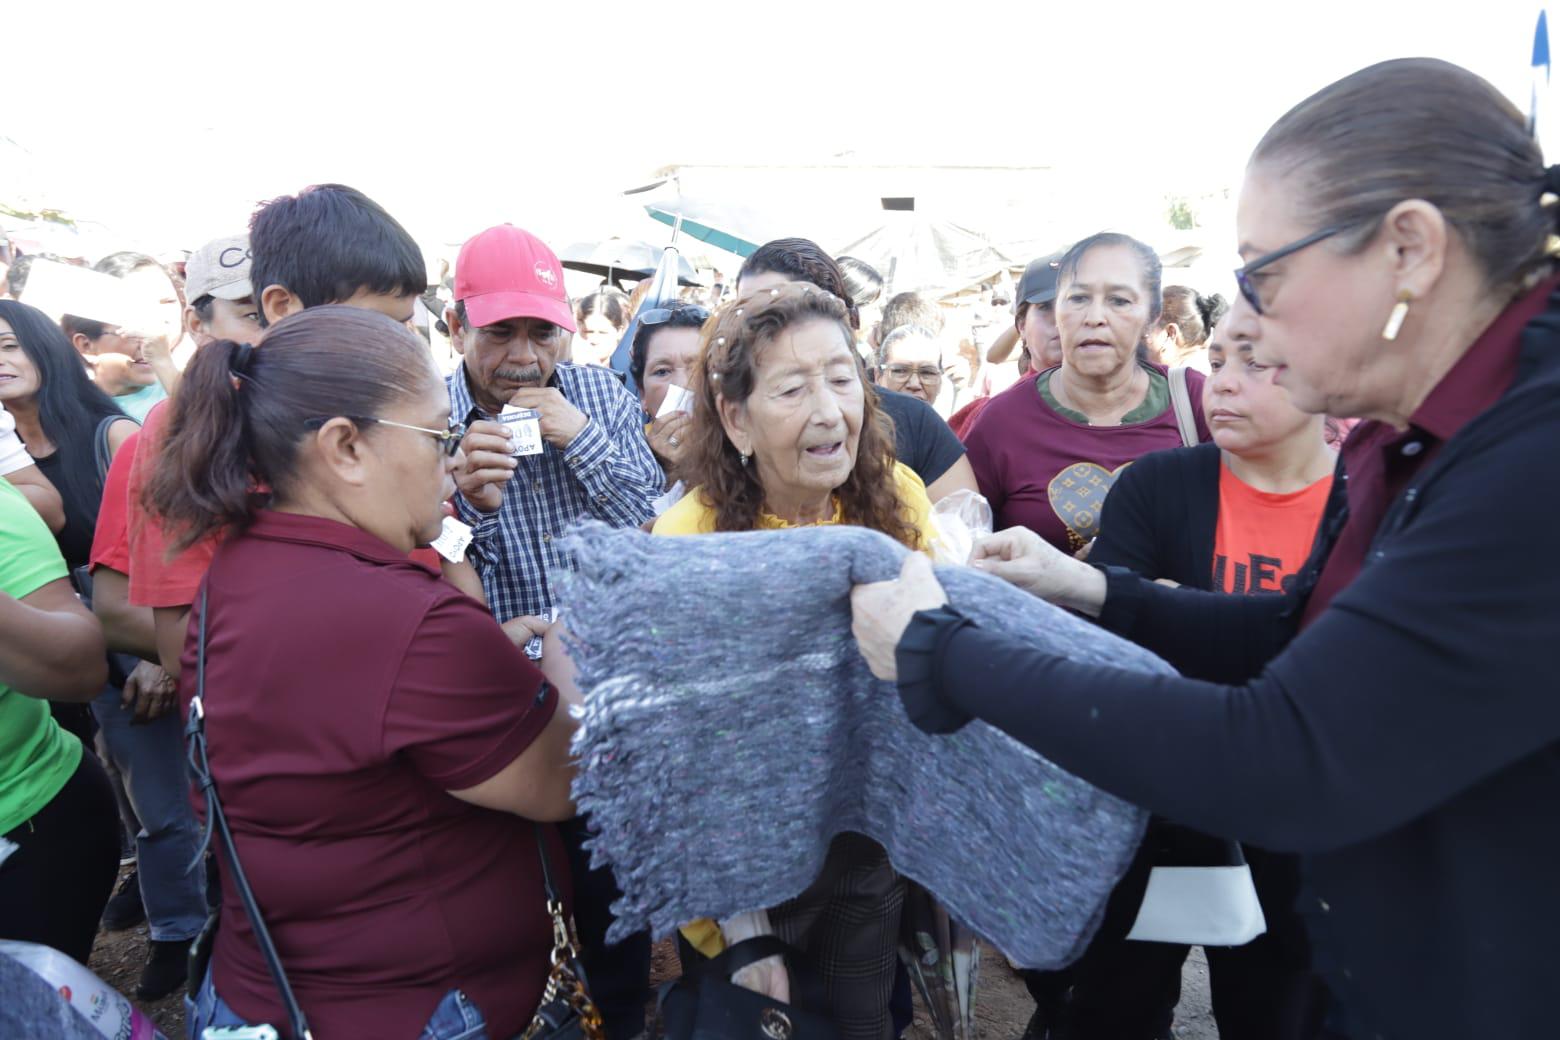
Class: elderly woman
147,306,581,1039
963,234,1210,556
872,324,945,406
655,282,933,1040
630,300,709,475
734,238,978,505
852,58,1560,1040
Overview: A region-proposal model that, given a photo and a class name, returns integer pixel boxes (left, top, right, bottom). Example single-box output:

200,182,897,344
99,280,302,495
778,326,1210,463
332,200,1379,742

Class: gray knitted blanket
556,522,1171,969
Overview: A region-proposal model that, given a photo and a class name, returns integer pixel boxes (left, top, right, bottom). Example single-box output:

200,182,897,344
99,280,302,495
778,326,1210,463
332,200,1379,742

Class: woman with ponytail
854,58,1560,1040
1146,285,1228,372
155,306,583,1040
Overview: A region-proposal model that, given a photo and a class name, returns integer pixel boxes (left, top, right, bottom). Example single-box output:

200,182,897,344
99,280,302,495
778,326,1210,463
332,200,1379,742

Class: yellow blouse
653,460,934,957
652,461,935,549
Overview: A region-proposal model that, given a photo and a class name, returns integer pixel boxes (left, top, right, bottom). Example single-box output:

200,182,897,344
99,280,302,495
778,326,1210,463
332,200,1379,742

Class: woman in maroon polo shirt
145,305,580,1039
852,59,1560,1040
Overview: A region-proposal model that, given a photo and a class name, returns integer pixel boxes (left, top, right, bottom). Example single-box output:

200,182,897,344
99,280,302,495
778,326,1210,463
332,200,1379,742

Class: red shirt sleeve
88,430,139,574
382,591,559,790
126,402,219,608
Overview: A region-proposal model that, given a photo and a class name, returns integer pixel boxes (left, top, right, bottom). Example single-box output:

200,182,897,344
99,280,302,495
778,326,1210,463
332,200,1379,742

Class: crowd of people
1,55,1557,1040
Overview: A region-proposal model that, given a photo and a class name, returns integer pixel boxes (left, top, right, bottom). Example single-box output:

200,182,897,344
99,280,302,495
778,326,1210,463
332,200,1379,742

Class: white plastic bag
927,489,994,566
0,939,168,1040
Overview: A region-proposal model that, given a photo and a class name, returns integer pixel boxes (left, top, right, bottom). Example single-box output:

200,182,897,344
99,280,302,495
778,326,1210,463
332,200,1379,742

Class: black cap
1016,253,1063,308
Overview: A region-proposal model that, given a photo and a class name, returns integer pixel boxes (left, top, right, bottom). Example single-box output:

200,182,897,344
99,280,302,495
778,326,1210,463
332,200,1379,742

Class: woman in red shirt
146,305,580,1039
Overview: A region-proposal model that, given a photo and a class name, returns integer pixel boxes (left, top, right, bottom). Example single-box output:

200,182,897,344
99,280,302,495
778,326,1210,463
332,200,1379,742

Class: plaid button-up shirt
448,362,663,622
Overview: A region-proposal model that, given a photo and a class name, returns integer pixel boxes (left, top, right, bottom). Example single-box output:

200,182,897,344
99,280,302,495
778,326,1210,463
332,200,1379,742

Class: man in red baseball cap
444,223,662,1040
445,223,662,627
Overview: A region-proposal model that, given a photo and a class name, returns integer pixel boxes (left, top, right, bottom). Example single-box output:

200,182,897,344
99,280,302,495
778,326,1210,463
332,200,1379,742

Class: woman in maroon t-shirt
146,306,581,1039
963,233,1211,555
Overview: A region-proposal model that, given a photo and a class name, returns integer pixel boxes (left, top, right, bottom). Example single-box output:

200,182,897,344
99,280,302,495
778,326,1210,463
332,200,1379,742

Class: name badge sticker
499,405,544,457
430,515,474,562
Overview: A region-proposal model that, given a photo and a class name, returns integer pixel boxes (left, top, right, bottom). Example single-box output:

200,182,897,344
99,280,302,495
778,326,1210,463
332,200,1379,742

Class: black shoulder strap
92,414,129,486
186,586,314,1040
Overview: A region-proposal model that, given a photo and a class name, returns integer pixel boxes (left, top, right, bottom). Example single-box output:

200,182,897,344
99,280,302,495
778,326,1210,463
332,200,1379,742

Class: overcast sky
4,0,1549,262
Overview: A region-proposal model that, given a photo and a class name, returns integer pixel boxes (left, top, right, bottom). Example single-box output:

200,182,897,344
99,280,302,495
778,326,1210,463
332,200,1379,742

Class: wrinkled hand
646,412,692,468
971,527,1106,615
455,419,518,513
501,614,553,648
122,660,177,724
850,552,949,681
509,388,588,449
970,527,1067,597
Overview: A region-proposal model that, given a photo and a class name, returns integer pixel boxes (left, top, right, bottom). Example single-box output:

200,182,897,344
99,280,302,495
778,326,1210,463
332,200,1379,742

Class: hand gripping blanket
556,522,1171,969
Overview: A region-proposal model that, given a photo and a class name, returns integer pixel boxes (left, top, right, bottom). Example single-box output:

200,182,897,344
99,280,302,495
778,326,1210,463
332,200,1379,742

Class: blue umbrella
608,233,685,389
645,199,772,258
1533,9,1550,139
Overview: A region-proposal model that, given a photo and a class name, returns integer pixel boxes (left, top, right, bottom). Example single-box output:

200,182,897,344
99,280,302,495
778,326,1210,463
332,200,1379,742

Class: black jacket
913,290,1560,1039
1090,441,1224,589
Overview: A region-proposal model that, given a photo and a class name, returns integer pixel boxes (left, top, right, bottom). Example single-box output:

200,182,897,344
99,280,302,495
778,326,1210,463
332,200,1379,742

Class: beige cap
184,234,253,302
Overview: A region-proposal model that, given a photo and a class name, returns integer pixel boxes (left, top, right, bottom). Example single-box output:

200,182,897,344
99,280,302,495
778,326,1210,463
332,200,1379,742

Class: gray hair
875,323,942,371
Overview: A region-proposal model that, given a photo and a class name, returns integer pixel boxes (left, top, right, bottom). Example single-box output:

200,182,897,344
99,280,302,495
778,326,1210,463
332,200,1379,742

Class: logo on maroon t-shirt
1048,461,1131,550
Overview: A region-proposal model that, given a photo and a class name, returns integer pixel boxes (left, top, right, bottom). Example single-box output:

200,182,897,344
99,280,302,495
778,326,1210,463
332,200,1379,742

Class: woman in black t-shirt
0,301,136,570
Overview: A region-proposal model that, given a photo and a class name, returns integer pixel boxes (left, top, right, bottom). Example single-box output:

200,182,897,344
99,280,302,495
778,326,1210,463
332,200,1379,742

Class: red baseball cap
454,224,577,332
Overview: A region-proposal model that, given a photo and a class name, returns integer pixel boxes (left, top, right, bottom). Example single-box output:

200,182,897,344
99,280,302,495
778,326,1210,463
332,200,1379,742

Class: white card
499,405,544,457
656,384,695,419
430,515,473,562
21,260,143,327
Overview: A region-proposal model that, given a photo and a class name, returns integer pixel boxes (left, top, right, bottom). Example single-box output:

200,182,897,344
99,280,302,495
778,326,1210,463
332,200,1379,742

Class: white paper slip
430,515,473,562
499,405,545,456
656,384,695,419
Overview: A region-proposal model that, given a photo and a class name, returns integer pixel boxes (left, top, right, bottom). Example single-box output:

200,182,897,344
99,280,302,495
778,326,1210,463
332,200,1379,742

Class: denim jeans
185,966,491,1039
92,681,207,942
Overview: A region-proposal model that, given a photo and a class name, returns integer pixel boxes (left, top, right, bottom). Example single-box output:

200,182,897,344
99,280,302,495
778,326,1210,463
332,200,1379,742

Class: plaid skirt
769,832,906,1040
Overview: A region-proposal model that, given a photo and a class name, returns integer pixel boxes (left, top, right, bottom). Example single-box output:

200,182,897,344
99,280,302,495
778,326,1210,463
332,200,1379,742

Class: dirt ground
91,898,1218,1040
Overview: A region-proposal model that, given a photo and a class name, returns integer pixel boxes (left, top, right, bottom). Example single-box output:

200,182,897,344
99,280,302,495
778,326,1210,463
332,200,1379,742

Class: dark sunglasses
309,416,467,457
639,305,711,326
1234,226,1343,315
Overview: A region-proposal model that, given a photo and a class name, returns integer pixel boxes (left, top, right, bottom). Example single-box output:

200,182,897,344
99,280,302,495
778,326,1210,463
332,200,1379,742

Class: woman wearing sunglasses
630,301,710,475
146,306,582,1039
852,58,1560,1040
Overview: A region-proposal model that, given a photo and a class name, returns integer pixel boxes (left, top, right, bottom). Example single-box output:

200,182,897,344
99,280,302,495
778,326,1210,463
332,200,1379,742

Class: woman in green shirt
0,476,120,963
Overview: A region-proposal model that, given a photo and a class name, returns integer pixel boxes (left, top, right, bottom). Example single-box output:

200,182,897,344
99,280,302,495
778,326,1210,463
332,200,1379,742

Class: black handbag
520,824,605,1040
660,936,839,1040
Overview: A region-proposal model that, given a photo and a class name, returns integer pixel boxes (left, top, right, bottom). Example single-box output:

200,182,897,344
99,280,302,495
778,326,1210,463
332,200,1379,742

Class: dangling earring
1381,290,1413,341
740,451,751,467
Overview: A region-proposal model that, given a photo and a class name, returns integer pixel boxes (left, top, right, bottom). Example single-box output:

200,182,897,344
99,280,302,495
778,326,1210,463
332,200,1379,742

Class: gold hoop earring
1381,291,1413,341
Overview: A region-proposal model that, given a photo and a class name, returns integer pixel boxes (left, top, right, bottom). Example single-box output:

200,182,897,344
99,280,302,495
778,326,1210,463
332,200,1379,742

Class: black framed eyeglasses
309,415,467,457
1234,226,1343,315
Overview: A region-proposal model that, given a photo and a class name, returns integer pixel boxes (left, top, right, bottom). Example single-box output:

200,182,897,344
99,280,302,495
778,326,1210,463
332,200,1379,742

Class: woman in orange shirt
1031,307,1336,1040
